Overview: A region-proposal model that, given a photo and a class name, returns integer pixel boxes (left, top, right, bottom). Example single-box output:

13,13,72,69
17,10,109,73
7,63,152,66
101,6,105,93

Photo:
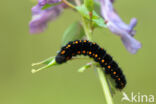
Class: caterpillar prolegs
55,40,126,89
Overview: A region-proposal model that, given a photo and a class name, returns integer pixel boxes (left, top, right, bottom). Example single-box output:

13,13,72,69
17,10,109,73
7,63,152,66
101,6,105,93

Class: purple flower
29,0,66,34
99,0,141,54
38,0,62,6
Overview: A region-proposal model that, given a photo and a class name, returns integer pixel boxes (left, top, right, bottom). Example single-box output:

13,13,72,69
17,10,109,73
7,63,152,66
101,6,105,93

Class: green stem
81,17,93,41
81,16,114,104
62,0,75,9
97,68,114,104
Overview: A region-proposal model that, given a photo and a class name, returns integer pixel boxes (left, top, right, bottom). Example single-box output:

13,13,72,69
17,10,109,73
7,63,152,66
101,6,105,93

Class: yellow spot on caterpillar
61,50,65,54
95,54,98,58
118,78,121,81
75,41,78,44
84,40,87,42
68,45,71,47
101,59,105,63
108,65,111,69
66,44,71,48
79,40,82,42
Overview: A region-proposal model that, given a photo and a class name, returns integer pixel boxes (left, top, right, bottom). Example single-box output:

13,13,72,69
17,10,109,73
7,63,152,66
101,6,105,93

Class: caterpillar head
55,55,66,64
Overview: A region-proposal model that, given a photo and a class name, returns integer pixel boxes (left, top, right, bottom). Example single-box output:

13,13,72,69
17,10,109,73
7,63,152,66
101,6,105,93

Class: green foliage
76,5,107,28
84,0,94,12
62,21,85,46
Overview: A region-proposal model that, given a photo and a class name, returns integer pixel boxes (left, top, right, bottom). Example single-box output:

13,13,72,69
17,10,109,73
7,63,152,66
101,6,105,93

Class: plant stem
81,16,114,104
63,0,114,103
62,0,75,9
97,68,114,104
81,17,93,41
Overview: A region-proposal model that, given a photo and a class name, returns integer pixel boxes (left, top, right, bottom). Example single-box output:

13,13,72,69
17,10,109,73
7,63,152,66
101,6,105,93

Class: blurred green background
0,0,156,104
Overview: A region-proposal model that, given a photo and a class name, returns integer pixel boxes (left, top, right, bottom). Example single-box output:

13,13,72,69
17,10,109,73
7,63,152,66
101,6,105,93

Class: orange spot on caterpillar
89,51,92,55
61,50,65,55
101,59,105,63
77,51,80,54
113,72,116,74
95,54,98,58
108,65,111,69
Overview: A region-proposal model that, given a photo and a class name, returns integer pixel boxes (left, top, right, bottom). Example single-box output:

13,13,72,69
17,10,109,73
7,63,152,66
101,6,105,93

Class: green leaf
76,5,107,28
78,63,92,72
62,22,85,46
84,0,94,12
42,2,62,10
31,57,57,74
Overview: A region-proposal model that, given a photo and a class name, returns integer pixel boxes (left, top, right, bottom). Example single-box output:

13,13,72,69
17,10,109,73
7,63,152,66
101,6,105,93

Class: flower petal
38,0,61,6
29,2,64,34
99,0,141,54
121,33,141,54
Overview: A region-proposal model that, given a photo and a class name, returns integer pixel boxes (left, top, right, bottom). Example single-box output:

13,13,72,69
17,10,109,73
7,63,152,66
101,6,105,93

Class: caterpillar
55,40,126,89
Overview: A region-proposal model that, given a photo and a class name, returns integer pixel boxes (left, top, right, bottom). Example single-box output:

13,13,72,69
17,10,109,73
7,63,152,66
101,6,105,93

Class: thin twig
62,0,75,9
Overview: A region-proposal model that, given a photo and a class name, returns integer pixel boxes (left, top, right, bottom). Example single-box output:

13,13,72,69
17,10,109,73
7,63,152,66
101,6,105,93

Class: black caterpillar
55,40,126,89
